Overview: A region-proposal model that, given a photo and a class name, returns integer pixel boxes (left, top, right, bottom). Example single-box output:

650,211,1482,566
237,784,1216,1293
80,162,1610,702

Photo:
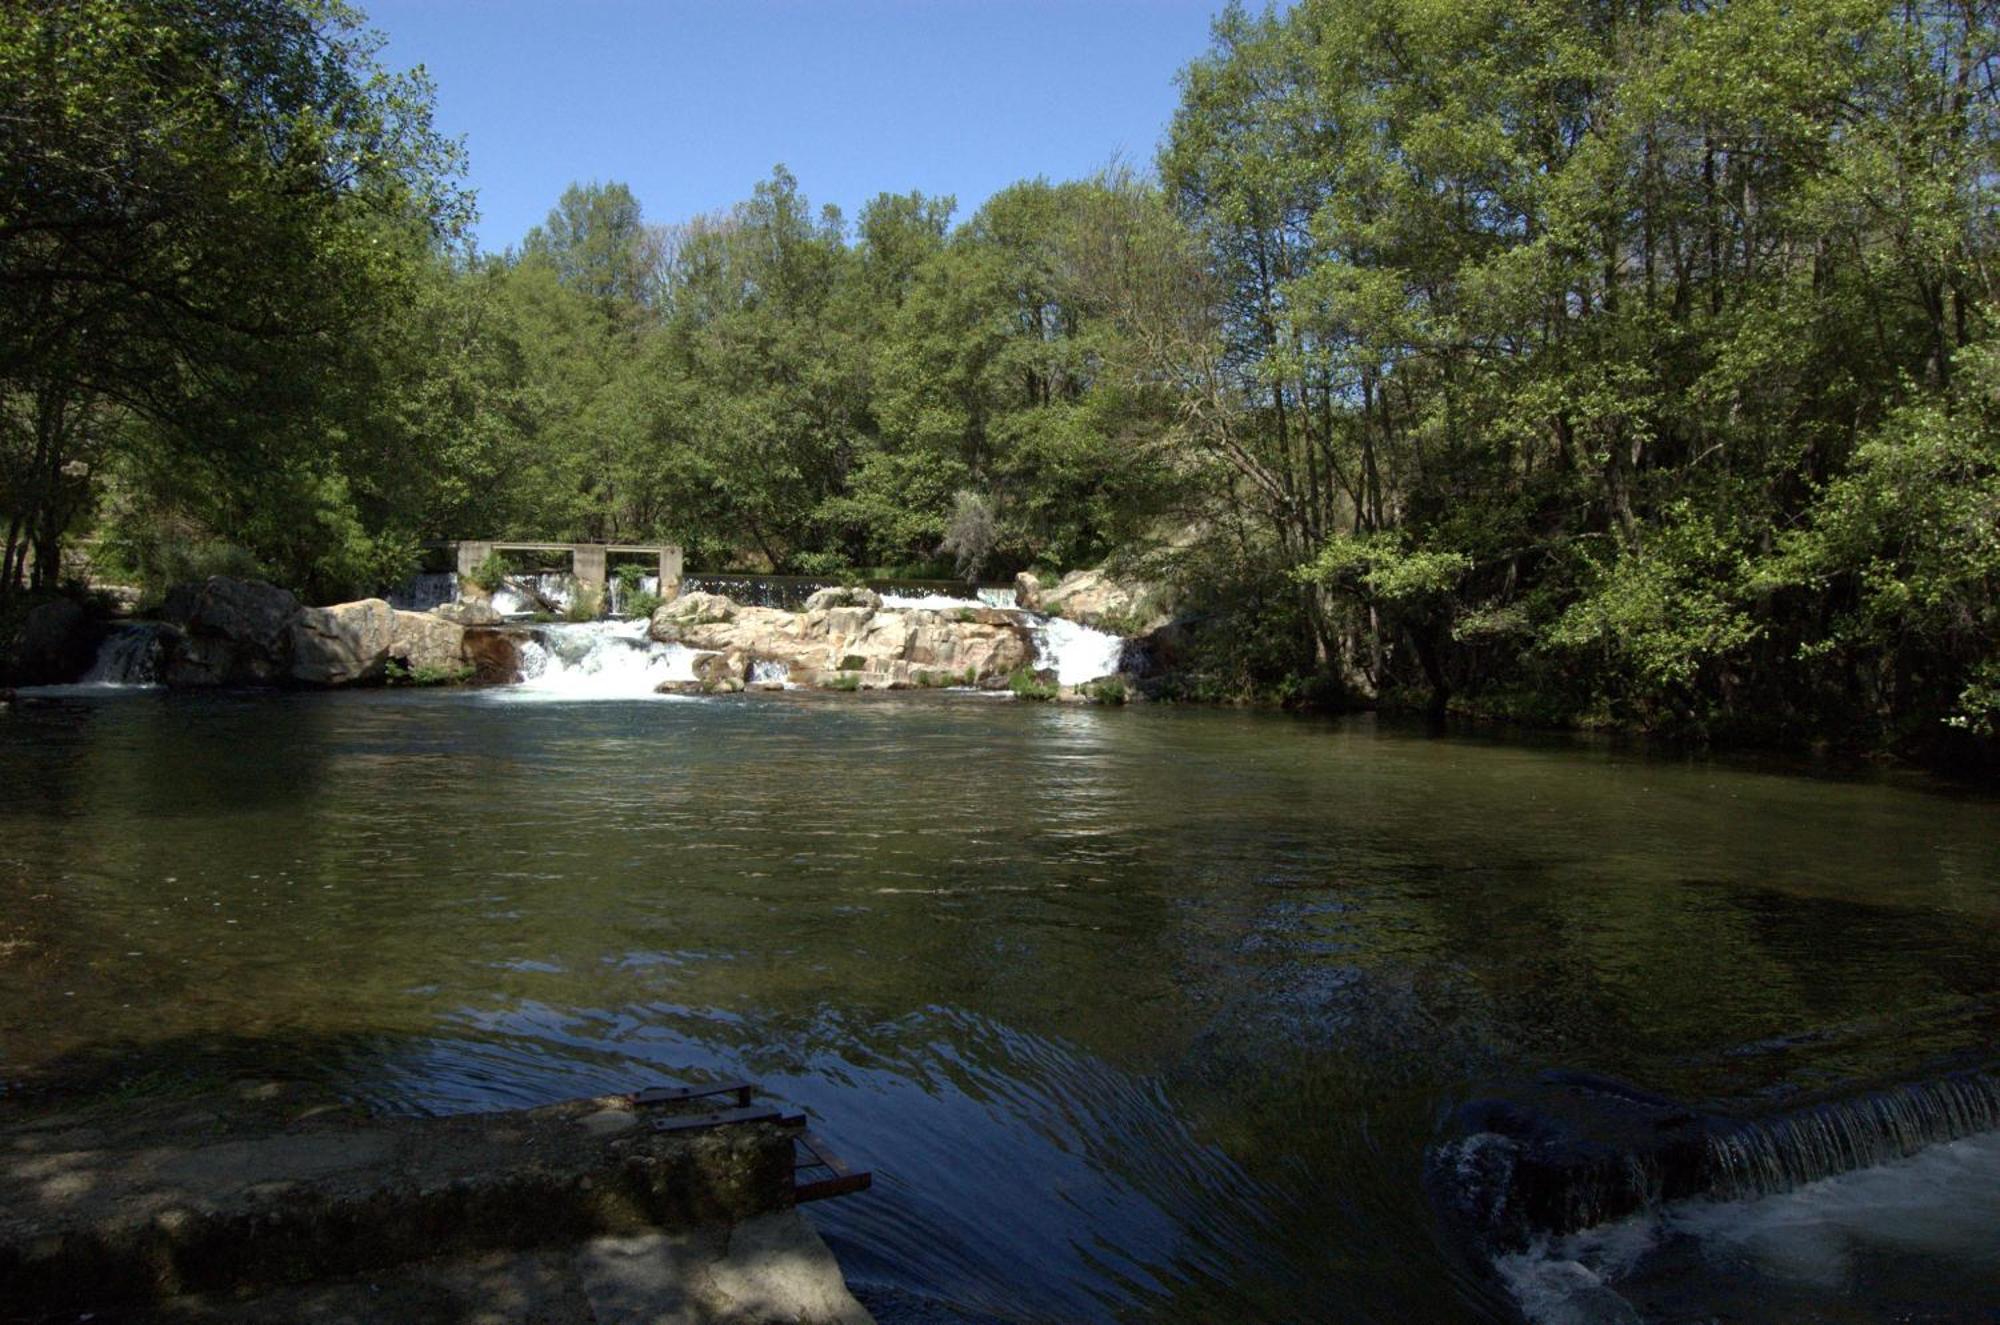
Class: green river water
2,687,1997,1322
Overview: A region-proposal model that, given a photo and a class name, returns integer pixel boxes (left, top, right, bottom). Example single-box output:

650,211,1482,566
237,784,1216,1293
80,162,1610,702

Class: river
2,688,1996,1322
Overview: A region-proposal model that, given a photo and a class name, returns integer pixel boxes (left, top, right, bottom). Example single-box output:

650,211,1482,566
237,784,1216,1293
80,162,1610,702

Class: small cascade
78,623,165,687
874,587,1125,685
1704,1070,2000,1200
1033,616,1127,686
499,620,697,700
748,659,792,687
388,572,459,612
607,574,660,617
492,572,575,617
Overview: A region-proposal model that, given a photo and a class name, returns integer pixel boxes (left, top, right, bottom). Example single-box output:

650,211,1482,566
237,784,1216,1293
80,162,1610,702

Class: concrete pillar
658,545,684,602
573,545,608,605
455,541,493,579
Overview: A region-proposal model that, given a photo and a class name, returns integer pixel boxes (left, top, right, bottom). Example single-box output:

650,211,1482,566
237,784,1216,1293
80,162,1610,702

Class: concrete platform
0,1077,871,1323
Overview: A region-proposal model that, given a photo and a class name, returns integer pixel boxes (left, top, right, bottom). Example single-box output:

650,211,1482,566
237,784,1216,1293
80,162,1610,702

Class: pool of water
2,690,1996,1322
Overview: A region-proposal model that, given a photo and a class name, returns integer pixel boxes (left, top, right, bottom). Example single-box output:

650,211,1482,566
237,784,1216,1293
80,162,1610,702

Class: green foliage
1154,0,2000,759
463,552,509,594
825,672,863,692
1009,667,1059,701
564,585,603,623
1084,677,1127,706
385,659,473,687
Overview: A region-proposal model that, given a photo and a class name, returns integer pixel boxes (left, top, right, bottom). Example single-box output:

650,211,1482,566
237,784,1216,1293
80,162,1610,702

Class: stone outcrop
1015,568,1171,634
389,610,468,675
160,577,303,686
149,578,482,688
3,598,97,686
289,598,395,686
461,626,526,684
433,599,502,626
650,591,1035,691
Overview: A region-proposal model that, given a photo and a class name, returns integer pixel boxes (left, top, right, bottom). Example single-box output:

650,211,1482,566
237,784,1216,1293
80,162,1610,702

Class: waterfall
1487,1079,2000,1325
492,572,575,616
388,572,459,612
496,621,698,700
1703,1070,2000,1200
78,623,165,688
873,588,1125,685
607,574,660,617
1032,616,1127,686
1430,1066,2000,1253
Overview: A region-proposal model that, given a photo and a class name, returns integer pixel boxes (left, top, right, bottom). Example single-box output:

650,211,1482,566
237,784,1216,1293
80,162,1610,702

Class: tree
0,0,468,599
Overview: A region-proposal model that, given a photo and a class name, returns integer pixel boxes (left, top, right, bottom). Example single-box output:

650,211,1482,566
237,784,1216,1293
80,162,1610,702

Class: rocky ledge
155,576,487,687
648,586,1041,694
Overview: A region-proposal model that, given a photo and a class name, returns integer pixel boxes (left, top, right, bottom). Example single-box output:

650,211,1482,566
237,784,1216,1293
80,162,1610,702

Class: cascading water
388,572,459,612
1032,616,1126,686
497,620,698,700
606,574,660,617
875,588,1127,687
491,572,575,616
1704,1070,2000,1200
1441,1068,2000,1324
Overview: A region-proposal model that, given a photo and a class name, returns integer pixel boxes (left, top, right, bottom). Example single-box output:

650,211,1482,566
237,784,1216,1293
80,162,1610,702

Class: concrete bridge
439,540,684,598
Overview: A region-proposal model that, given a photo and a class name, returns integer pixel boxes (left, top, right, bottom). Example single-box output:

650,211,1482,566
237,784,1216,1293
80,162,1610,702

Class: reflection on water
2,692,1997,1322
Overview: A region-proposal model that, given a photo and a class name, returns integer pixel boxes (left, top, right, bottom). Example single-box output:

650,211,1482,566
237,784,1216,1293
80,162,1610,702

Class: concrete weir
0,1081,873,1323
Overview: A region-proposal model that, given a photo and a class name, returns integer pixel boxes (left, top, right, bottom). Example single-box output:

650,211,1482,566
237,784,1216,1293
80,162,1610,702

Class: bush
1009,666,1059,701
463,551,509,593
826,672,862,691
564,585,603,622
385,659,472,687
1084,677,1126,705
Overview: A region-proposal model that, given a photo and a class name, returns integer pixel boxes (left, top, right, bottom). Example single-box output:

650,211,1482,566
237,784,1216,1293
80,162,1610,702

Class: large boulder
5,598,97,686
389,610,467,675
160,577,302,686
289,598,394,686
649,587,1037,692
462,627,525,684
649,592,738,643
1015,568,1171,634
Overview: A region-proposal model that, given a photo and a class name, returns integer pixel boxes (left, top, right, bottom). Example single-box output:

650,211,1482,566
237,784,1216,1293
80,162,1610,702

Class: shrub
463,551,509,593
386,659,472,687
1009,666,1059,701
826,672,862,691
1084,677,1126,705
564,585,603,622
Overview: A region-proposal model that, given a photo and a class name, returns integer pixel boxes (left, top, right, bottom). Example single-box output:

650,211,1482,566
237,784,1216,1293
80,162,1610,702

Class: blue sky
362,1,1227,252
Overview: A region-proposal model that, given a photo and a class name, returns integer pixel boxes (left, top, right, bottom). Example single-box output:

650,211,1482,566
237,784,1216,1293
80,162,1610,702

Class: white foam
491,620,699,701
1034,616,1126,686
1497,1130,2000,1323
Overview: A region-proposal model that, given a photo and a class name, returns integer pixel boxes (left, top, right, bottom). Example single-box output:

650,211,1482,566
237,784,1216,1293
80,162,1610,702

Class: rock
802,585,882,613
1022,567,1171,633
691,649,748,691
649,592,738,643
461,628,524,684
159,577,302,686
389,611,467,675
7,598,96,685
433,600,501,627
648,588,1037,693
289,598,394,686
